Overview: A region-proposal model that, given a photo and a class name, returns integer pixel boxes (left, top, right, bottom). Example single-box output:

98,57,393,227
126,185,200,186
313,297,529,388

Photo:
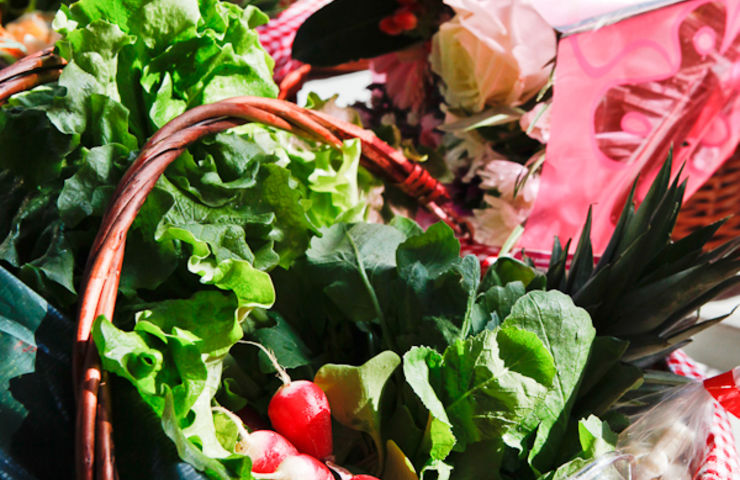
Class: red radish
252,454,334,480
239,430,299,473
325,460,381,480
213,407,298,474
242,341,333,460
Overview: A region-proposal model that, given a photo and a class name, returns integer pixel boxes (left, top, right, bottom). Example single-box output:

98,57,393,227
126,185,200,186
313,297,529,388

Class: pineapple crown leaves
546,154,740,366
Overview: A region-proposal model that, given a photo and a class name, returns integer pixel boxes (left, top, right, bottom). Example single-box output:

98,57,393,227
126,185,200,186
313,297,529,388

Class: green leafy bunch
221,219,621,480
0,0,378,313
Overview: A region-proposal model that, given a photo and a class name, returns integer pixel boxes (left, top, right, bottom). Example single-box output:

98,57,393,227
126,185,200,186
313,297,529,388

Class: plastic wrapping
566,367,740,480
567,453,634,480
619,383,716,480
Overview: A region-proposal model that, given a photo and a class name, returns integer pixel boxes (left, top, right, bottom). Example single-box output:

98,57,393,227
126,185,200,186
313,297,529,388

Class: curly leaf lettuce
93,291,254,476
0,0,380,309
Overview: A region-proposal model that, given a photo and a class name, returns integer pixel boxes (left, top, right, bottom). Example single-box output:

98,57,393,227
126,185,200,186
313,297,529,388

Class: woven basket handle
0,53,472,480
72,96,475,480
0,47,65,103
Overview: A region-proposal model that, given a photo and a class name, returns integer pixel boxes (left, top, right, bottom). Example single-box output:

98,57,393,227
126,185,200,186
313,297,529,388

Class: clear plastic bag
566,367,740,480
567,453,634,480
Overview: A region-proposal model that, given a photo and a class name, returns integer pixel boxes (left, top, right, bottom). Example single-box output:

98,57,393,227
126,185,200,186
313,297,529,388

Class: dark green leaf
252,312,312,370
502,290,595,473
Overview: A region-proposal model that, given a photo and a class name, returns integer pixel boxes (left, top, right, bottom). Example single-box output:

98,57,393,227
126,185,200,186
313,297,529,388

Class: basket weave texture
0,49,466,480
2,39,739,480
674,148,740,250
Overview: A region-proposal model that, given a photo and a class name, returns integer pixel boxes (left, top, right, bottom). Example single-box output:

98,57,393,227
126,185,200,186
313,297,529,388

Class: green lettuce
93,291,254,478
0,1,382,477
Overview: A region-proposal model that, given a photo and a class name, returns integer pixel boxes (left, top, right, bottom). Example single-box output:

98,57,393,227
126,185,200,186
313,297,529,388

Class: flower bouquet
0,1,739,480
291,0,740,256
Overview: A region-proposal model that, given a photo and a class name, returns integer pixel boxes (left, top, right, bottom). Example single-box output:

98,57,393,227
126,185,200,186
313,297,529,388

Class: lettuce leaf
93,290,255,476
271,221,483,365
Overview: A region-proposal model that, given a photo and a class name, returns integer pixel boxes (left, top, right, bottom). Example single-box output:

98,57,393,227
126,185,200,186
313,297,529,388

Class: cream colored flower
471,158,540,246
430,0,556,112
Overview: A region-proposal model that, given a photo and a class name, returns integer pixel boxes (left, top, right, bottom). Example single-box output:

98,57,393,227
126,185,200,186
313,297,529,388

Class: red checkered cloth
459,239,556,271
667,350,740,480
256,0,332,83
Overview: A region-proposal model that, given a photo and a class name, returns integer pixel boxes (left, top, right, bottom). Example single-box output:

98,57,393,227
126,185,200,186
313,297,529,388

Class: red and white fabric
256,0,331,83
667,350,739,480
459,239,557,271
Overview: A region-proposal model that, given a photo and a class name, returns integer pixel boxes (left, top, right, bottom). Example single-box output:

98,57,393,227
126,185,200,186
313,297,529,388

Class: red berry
393,9,418,31
379,16,402,36
268,380,333,460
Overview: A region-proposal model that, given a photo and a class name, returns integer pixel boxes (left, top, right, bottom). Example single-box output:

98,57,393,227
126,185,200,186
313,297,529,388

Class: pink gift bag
521,0,740,253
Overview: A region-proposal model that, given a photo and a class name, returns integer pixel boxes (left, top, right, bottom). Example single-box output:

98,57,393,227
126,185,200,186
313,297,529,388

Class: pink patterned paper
520,0,740,253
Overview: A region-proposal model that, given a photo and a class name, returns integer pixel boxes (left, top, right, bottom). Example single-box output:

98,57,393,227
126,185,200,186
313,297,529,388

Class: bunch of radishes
221,342,380,480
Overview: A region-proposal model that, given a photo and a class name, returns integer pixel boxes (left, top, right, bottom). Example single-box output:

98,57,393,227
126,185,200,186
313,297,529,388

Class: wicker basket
0,48,472,480
1,48,737,480
673,147,740,250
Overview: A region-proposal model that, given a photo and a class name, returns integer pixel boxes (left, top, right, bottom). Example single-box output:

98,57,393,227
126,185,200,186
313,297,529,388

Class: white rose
430,0,556,112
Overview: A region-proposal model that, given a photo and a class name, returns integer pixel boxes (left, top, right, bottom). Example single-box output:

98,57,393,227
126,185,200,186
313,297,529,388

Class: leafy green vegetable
403,326,556,477
251,312,312,370
161,391,252,480
93,290,253,475
577,415,618,459
314,350,401,464
265,221,627,478
502,290,595,473
538,416,618,480
271,221,484,364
